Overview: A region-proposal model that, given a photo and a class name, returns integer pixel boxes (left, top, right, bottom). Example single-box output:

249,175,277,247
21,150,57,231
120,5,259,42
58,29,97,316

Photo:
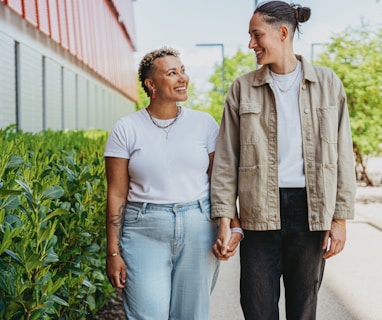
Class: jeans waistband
127,196,210,213
279,187,306,192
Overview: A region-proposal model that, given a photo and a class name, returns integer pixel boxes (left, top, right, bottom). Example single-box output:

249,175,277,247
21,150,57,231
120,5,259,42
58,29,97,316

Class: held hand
322,219,346,259
213,218,231,260
213,218,243,260
106,255,127,288
226,231,242,255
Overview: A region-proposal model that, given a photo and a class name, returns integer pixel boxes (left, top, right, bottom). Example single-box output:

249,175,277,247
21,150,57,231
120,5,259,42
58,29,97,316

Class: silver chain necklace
146,106,181,139
270,67,301,93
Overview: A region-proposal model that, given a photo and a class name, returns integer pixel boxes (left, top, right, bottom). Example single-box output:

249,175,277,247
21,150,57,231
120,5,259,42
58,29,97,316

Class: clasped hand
213,217,242,260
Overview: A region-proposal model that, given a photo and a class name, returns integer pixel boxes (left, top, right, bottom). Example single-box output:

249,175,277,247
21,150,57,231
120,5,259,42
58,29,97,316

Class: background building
0,0,137,132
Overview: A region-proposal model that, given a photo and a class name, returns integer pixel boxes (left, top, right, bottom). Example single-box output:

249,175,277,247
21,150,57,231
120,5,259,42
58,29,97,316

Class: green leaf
48,294,69,307
0,189,23,198
86,294,96,311
83,243,100,253
41,186,64,201
6,156,24,168
82,279,95,289
15,179,33,198
0,194,20,211
41,208,68,224
4,249,23,266
43,251,59,264
0,227,22,255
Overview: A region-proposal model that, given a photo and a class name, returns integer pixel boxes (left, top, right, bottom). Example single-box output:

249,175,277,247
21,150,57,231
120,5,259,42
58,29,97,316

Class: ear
279,25,289,41
144,78,155,91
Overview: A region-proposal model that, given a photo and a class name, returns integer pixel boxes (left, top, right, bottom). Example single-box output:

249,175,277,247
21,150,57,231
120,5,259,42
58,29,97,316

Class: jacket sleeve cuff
211,204,237,220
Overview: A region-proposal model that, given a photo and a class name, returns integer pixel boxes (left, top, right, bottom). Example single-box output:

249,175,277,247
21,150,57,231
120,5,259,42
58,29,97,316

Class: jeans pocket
202,202,215,222
123,204,143,224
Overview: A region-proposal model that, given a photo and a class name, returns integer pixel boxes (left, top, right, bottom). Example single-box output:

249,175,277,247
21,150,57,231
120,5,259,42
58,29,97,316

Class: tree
191,49,255,123
314,27,382,185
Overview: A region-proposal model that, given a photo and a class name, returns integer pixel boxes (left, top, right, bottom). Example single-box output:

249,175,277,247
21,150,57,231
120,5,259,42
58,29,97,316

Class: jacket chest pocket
316,107,338,144
239,103,263,144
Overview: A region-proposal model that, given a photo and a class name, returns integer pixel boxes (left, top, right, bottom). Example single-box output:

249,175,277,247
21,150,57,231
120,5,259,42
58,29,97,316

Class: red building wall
2,0,137,101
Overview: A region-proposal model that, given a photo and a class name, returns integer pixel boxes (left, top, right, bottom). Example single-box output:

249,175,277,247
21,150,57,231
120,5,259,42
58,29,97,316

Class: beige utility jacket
211,55,356,231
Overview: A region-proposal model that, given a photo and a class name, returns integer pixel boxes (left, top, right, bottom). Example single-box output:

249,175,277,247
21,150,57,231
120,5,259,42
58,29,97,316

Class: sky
132,0,382,90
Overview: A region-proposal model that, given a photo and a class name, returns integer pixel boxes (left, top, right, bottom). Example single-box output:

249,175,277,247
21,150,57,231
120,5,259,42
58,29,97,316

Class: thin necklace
146,106,181,139
270,66,301,93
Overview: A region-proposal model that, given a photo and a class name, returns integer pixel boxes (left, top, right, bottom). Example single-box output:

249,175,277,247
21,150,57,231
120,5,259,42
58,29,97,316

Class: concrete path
210,187,382,320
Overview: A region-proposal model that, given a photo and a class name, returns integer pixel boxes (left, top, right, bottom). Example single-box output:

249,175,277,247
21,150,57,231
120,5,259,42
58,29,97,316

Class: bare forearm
106,198,125,255
105,157,129,255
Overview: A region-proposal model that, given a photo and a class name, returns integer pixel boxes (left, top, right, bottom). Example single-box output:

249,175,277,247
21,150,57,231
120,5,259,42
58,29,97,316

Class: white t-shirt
104,107,219,203
270,61,306,188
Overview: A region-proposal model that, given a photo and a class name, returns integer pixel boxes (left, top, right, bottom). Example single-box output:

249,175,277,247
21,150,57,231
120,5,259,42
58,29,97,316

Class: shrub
0,126,114,319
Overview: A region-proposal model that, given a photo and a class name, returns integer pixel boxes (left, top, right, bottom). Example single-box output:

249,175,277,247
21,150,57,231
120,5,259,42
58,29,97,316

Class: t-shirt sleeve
104,119,130,159
206,114,219,154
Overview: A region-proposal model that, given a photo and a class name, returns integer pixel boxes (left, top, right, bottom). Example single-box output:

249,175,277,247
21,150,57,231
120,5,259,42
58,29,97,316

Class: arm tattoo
110,204,125,239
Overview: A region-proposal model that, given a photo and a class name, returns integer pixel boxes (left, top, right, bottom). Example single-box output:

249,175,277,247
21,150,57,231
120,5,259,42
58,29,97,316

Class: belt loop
198,199,205,213
142,202,148,214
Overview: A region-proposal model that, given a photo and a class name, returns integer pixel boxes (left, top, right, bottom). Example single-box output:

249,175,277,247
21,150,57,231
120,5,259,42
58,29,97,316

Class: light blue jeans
120,197,219,320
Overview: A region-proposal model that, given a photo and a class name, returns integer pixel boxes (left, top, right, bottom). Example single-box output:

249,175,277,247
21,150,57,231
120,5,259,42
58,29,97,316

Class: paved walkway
210,187,382,320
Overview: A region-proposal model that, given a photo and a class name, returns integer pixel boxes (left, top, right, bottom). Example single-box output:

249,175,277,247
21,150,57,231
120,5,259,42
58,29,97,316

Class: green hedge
0,125,114,319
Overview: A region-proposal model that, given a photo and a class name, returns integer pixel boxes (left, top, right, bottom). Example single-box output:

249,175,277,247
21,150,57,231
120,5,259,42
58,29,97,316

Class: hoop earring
151,89,156,99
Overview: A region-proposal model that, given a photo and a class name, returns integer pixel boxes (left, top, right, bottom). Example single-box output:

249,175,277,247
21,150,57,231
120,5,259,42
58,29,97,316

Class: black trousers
240,188,326,320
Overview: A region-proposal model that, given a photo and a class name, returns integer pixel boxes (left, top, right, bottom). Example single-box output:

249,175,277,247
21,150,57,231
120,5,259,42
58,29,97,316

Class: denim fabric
120,197,219,320
240,188,326,320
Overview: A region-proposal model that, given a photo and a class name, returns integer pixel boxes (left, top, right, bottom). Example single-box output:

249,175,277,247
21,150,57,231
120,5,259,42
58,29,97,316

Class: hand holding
213,218,243,260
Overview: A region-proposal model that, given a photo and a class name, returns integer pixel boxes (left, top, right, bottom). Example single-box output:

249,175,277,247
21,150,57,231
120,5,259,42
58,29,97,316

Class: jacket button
304,108,309,114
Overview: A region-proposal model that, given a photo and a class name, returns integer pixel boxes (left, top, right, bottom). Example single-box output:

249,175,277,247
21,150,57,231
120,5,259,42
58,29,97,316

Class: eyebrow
249,29,259,34
166,65,185,72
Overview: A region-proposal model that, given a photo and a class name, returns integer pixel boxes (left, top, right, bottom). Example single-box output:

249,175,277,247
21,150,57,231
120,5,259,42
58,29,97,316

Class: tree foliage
135,75,150,111
314,27,382,154
314,27,382,184
191,49,256,123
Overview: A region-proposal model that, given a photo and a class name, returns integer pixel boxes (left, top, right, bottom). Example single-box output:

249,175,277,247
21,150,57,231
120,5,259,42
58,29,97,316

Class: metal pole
195,43,225,106
311,42,324,61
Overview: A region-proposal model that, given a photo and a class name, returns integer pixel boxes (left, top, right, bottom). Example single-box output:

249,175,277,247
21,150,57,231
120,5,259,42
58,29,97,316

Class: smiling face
248,13,288,66
146,55,189,103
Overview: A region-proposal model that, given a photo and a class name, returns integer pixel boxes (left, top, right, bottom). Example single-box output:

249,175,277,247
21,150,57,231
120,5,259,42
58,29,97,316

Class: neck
270,55,298,75
147,102,179,120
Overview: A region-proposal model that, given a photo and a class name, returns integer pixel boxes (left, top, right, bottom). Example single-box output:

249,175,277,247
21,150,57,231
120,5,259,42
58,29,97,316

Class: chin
256,57,265,65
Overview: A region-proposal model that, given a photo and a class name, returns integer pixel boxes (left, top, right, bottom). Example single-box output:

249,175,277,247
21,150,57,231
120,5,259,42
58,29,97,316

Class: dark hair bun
296,7,311,23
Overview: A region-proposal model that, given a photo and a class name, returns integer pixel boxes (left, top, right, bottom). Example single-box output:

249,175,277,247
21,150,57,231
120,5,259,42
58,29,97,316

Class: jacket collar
252,55,319,87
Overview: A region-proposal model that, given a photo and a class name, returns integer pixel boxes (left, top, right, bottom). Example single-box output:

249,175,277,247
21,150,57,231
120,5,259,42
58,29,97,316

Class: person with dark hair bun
211,1,356,319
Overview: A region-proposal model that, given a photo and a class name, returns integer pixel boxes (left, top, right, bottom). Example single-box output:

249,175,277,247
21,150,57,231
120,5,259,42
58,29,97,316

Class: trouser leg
240,231,282,320
120,203,173,320
170,198,219,320
280,188,326,320
283,231,326,320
